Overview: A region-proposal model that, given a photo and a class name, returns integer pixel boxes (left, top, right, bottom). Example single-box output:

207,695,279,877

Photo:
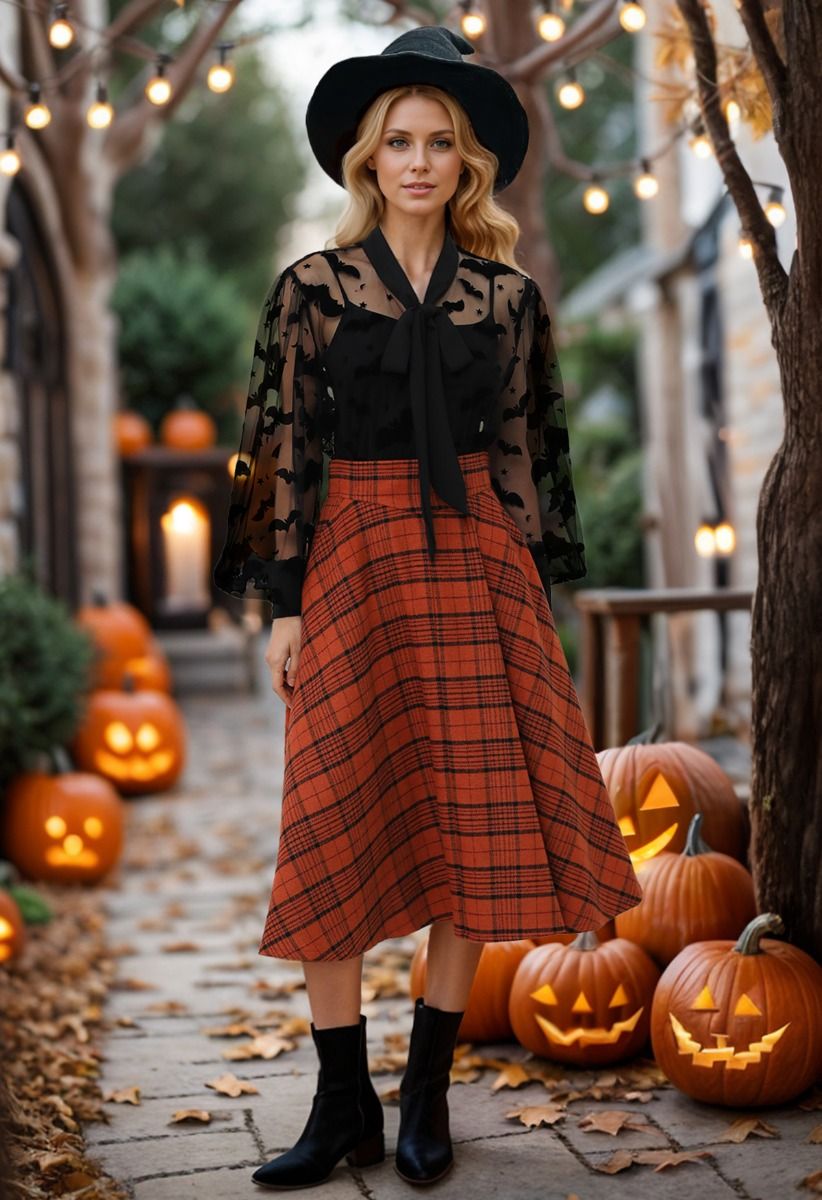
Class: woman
213,25,644,1191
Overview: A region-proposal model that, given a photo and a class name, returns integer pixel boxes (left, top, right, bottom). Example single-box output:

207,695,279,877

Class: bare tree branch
506,0,621,83
675,0,787,316
105,0,244,177
737,0,786,128
22,0,55,87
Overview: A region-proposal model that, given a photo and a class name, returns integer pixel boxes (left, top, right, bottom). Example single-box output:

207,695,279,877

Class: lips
404,184,434,191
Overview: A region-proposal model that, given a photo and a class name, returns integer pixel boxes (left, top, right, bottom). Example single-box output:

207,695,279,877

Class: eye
433,139,453,149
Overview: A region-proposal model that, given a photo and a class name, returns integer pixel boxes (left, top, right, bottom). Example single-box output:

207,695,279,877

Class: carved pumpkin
596,740,746,867
508,931,660,1065
105,640,173,693
3,769,124,884
75,593,154,690
410,933,534,1042
114,410,153,456
650,912,822,1106
71,677,186,794
0,890,25,963
615,814,757,966
159,407,217,451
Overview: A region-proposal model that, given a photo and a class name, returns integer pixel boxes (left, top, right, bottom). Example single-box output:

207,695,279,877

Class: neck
377,207,449,275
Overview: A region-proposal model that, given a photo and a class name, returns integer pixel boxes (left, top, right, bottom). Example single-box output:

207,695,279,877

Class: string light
583,174,610,214
459,2,487,38
24,83,51,129
764,185,786,227
556,68,585,109
633,156,659,199
145,54,173,106
688,122,713,158
536,2,566,41
48,3,75,49
87,81,113,129
207,44,236,94
0,133,21,176
619,1,646,32
695,521,736,557
737,231,754,258
722,97,740,124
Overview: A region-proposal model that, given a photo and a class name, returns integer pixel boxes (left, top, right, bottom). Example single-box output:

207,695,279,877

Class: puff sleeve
213,267,326,618
490,273,586,602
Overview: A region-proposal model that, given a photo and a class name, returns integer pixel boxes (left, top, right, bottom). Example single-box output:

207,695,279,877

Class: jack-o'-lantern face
530,980,644,1047
0,915,17,962
71,689,186,795
508,933,661,1066
94,720,177,784
667,983,788,1070
43,812,107,870
614,771,686,865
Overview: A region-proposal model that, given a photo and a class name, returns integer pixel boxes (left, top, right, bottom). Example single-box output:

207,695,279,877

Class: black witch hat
305,25,529,193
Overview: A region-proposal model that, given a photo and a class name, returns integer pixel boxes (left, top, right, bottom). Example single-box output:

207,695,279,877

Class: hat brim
305,52,529,193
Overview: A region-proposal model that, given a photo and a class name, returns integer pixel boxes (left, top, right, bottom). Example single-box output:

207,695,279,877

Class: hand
265,616,302,707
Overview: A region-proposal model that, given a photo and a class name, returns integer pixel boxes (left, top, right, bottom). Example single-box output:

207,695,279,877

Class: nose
410,142,431,171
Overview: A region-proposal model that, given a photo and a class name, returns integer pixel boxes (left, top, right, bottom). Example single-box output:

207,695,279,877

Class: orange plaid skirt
259,450,643,962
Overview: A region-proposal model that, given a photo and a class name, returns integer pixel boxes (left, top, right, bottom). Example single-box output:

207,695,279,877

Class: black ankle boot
395,997,465,1185
252,1013,385,1189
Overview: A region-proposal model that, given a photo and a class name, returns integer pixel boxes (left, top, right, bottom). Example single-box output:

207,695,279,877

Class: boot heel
346,1130,385,1167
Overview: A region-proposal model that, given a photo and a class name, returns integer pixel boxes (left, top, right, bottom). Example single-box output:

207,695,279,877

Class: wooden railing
573,587,754,749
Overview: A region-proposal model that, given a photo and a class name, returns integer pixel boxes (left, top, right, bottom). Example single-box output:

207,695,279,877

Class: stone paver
86,632,810,1200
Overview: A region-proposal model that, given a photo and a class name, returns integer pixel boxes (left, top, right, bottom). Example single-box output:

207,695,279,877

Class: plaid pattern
259,450,643,962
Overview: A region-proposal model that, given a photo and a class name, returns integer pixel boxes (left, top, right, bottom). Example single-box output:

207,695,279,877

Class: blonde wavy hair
328,84,525,271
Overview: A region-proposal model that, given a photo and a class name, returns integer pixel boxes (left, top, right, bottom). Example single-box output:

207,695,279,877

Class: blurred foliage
0,566,95,790
111,246,249,441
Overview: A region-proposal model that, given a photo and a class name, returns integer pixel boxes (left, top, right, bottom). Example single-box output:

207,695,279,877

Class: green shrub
0,567,95,788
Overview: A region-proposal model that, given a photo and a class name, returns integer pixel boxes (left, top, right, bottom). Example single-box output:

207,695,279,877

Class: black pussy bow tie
361,223,473,557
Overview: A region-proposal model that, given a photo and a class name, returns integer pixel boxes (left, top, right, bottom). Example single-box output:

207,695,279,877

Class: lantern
3,769,124,884
615,814,757,966
508,932,660,1065
410,934,535,1042
650,913,822,1106
0,891,26,963
71,675,186,794
596,740,747,867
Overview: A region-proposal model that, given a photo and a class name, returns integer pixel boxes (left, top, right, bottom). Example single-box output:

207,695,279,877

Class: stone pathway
87,633,820,1200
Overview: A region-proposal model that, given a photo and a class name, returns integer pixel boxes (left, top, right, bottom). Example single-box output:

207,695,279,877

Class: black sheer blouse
213,222,586,619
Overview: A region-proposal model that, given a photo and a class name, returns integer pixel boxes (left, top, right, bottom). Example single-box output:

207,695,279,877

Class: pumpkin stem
51,746,74,775
733,912,784,954
91,590,108,606
569,931,600,951
626,720,665,745
122,671,136,693
684,813,713,856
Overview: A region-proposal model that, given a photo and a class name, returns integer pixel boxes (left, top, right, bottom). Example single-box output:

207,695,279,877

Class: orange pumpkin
0,891,26,964
650,912,822,1106
597,740,746,867
615,814,756,966
75,593,154,690
508,931,660,1065
104,639,173,693
71,676,186,794
3,769,124,884
410,933,534,1042
114,410,153,456
159,407,217,451
531,923,613,946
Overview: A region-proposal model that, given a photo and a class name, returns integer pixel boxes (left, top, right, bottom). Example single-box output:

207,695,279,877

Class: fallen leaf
103,1085,141,1106
716,1116,780,1143
491,1062,532,1090
505,1103,566,1128
143,1000,189,1014
578,1109,659,1136
634,1148,713,1171
161,940,202,953
808,1124,822,1144
170,1109,212,1123
799,1167,822,1193
205,1073,260,1098
201,1022,262,1038
111,977,157,991
593,1149,635,1174
221,1032,296,1061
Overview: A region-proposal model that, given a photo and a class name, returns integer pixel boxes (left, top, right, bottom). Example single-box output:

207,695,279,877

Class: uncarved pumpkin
75,593,154,690
615,814,757,967
597,740,746,867
71,677,186,794
114,410,153,456
159,408,217,451
650,912,822,1106
3,769,124,884
410,933,534,1042
0,890,26,964
508,931,660,1065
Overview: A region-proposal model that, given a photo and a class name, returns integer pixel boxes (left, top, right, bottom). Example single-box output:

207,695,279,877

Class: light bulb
557,78,585,109
207,62,235,93
583,183,609,213
619,1,646,32
460,10,487,37
537,11,565,40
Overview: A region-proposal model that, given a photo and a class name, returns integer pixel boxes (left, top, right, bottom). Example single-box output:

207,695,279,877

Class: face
366,93,464,216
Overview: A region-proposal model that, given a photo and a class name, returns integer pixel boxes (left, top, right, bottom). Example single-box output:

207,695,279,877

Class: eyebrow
384,128,455,135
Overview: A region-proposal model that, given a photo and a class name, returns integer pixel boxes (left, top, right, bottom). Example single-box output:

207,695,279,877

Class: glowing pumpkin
409,934,534,1042
596,740,746,867
75,593,154,690
0,891,25,964
650,912,822,1106
114,410,153,456
508,931,660,1065
3,770,124,884
615,814,757,966
159,407,216,450
71,677,186,794
106,640,173,693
